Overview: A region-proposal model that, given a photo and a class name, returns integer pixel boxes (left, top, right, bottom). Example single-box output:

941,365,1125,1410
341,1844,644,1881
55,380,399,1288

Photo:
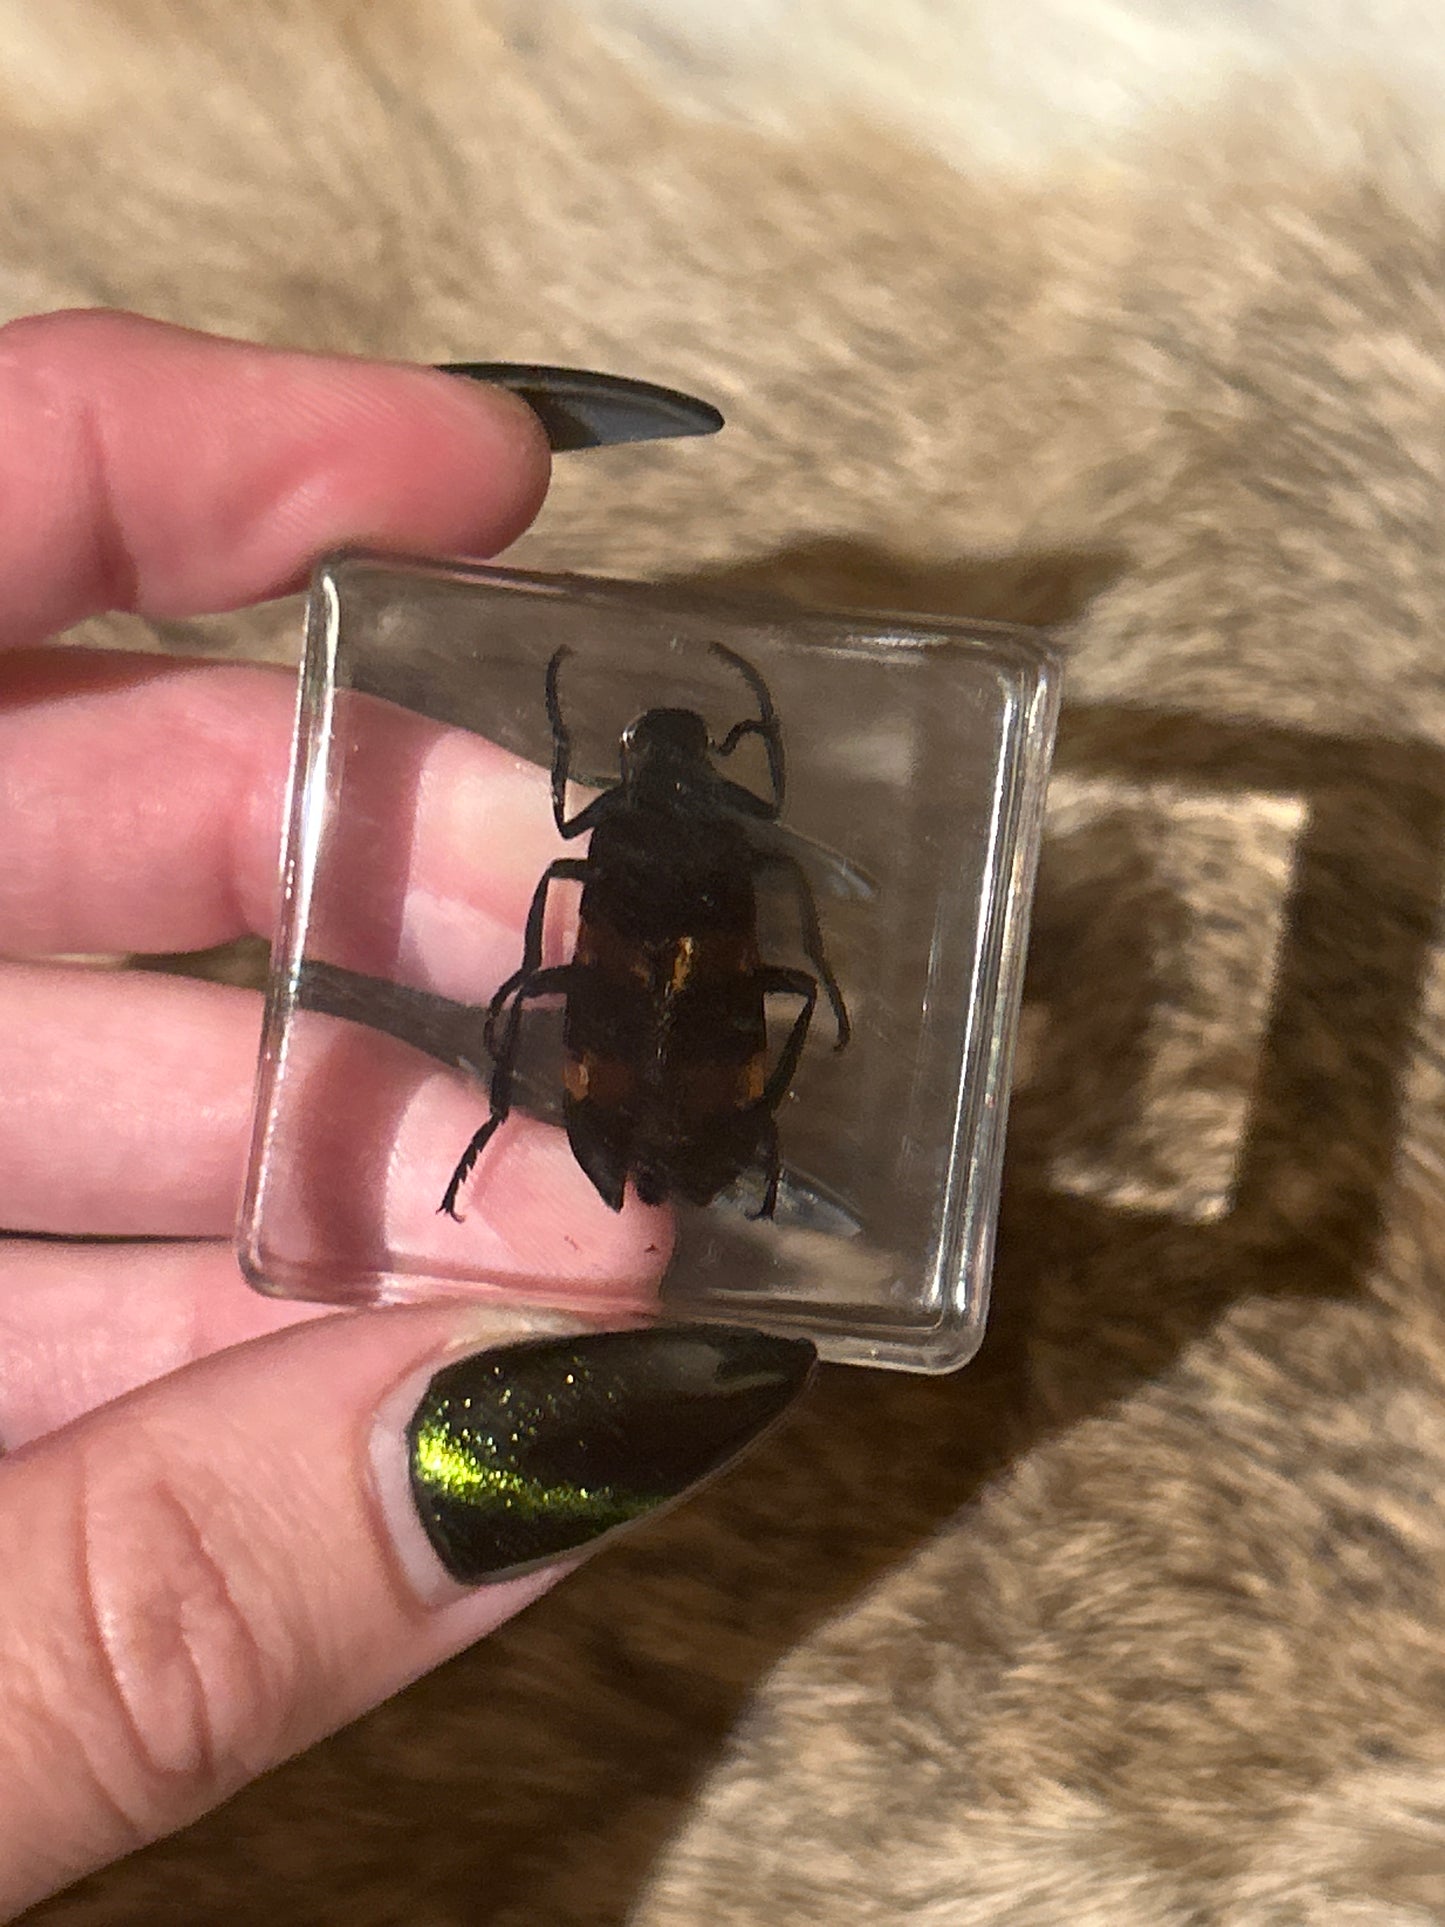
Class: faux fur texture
8,3,1445,1920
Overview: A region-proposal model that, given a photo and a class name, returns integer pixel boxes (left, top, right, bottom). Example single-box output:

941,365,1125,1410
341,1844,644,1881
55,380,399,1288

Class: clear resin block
238,553,1061,1371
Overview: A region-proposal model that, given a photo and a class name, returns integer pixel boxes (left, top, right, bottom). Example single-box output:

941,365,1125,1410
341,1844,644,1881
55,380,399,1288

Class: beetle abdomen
562,906,770,1207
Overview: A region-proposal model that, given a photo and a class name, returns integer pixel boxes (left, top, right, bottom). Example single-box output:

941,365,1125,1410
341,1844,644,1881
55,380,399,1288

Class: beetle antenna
545,647,574,833
545,646,571,731
708,641,775,729
707,642,785,810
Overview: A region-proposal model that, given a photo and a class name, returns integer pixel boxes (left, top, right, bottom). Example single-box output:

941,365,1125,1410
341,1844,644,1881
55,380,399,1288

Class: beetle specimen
440,643,850,1220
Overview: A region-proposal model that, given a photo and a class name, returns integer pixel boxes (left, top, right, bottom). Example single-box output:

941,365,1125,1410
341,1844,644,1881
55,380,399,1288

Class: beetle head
621,706,711,783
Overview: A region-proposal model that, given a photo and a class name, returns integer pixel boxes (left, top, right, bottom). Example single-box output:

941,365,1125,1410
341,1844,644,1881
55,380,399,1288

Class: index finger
0,309,550,648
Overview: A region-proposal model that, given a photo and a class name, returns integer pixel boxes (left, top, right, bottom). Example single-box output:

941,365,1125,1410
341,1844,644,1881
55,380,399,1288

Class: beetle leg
758,964,818,1107
439,1066,514,1221
722,970,816,1222
755,852,851,1050
749,1113,782,1220
441,964,576,1217
439,1116,506,1220
483,857,589,1058
554,789,617,840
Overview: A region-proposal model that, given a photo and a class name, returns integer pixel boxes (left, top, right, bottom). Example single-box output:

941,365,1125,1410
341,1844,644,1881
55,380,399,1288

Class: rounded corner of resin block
234,1225,284,1300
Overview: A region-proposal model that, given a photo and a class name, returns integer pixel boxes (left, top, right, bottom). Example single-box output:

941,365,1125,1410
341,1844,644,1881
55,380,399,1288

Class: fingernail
434,362,724,452
404,1324,814,1584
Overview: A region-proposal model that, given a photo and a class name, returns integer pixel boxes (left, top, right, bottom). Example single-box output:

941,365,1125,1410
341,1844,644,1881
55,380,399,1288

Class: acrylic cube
238,553,1060,1371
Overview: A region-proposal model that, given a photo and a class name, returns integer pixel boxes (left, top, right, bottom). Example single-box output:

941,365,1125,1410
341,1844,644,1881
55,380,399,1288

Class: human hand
0,311,812,1916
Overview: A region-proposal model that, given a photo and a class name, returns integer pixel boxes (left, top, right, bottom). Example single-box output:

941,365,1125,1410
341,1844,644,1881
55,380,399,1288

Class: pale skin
0,309,631,1915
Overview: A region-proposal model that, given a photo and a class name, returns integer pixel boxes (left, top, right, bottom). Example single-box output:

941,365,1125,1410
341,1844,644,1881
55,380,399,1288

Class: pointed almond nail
435,362,724,452
405,1323,813,1583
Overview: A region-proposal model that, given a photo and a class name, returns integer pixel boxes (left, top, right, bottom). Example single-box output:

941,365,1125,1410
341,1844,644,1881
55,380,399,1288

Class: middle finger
0,962,667,1299
0,960,256,1235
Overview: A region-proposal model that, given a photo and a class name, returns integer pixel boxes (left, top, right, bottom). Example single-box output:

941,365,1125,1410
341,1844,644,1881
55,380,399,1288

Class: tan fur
12,5,1445,1921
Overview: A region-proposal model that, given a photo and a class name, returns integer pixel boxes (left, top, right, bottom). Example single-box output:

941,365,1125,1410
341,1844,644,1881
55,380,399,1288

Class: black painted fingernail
406,1324,814,1583
436,362,724,452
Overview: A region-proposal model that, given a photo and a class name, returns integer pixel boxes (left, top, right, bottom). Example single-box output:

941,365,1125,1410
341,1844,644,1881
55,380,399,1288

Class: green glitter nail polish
405,1325,815,1583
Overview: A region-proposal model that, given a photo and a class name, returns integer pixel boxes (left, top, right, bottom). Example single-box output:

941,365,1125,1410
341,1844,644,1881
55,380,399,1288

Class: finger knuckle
73,1424,303,1824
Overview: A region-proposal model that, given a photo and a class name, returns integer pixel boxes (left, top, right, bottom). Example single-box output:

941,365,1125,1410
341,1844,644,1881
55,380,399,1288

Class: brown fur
10,5,1445,1921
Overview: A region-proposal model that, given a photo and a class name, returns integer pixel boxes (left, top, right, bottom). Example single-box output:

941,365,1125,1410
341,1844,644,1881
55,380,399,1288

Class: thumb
0,1306,812,1915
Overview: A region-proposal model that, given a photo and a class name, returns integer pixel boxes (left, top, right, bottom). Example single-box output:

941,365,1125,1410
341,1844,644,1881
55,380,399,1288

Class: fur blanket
9,3,1445,1919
